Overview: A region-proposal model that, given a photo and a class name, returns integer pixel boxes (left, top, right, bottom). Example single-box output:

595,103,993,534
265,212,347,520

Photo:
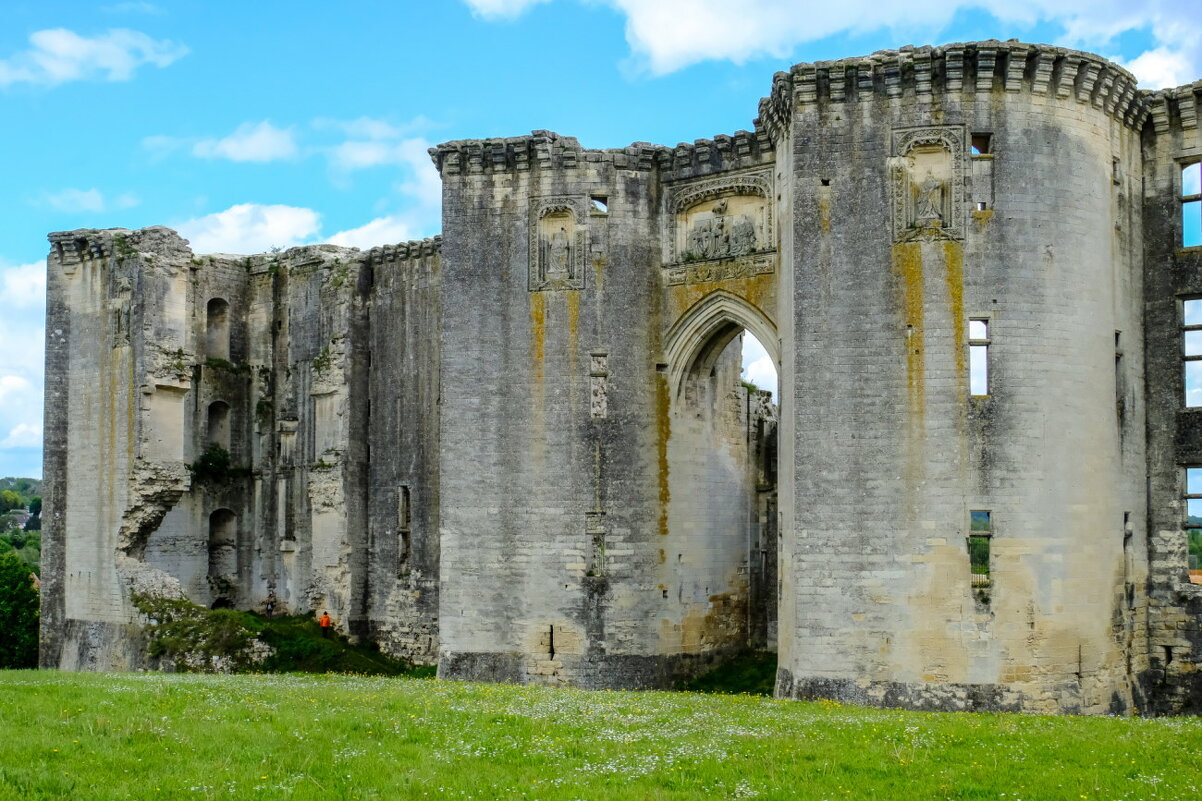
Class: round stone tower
766,42,1148,714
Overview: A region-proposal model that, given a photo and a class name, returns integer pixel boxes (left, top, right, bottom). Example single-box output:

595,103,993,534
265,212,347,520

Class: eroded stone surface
39,40,1202,714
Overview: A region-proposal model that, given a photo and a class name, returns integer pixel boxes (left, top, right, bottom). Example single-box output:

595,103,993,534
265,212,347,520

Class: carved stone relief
530,197,588,291
666,169,773,263
662,168,776,286
891,126,966,242
589,352,608,419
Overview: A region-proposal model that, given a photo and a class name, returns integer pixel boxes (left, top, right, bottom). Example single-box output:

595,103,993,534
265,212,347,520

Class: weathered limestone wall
41,229,444,667
41,228,197,669
770,42,1150,713
42,41,1202,715
1142,81,1202,713
364,240,442,663
432,131,778,687
433,133,667,686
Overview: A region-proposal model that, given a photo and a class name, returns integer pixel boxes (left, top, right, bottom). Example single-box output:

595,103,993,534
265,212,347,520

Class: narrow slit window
968,318,990,396
1183,163,1201,248
968,510,991,587
1183,299,1202,407
1185,468,1202,571
1115,330,1125,422
398,486,412,576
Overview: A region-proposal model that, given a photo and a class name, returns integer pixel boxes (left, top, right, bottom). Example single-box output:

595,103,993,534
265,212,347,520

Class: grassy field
1,672,1200,800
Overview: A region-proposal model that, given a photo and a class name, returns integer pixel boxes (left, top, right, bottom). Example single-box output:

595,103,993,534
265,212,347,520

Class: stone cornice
1146,80,1202,136
756,41,1151,142
430,128,773,177
363,236,441,265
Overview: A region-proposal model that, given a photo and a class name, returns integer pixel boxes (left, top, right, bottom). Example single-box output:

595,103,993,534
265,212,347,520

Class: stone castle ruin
40,41,1202,714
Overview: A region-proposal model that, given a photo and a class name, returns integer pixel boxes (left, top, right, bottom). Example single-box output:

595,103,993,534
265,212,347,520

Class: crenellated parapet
48,226,193,273
1146,80,1202,136
431,128,773,179
363,236,441,266
757,41,1149,142
657,129,775,179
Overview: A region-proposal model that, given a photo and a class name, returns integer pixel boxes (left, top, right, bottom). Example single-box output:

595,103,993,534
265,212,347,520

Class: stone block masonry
40,40,1202,714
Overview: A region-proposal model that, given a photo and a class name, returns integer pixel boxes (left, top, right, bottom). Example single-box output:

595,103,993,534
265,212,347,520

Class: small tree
0,552,39,668
0,490,20,514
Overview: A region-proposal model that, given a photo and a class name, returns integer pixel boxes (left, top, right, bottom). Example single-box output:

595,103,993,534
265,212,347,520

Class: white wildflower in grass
1,671,1201,799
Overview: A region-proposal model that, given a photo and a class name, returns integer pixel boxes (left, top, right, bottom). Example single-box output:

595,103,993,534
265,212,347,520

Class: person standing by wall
319,611,332,638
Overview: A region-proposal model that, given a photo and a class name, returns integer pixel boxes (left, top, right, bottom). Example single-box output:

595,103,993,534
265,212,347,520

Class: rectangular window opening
1182,163,1202,248
970,133,992,155
968,318,990,396
968,510,991,587
1183,299,1202,407
590,195,609,214
1185,468,1202,571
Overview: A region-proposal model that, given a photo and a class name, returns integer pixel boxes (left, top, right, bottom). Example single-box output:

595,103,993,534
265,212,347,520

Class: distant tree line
0,477,42,668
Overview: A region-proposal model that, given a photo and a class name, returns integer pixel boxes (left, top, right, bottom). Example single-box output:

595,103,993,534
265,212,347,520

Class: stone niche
891,125,966,242
529,197,587,292
663,168,776,286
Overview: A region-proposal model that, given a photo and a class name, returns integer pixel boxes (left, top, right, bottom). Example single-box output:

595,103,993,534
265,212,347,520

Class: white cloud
464,0,1201,82
0,255,47,477
193,121,299,163
329,141,404,171
312,115,434,140
0,350,44,477
0,376,32,405
742,334,777,392
1122,45,1195,89
328,216,417,249
0,28,187,87
325,133,442,248
43,188,139,213
0,423,41,449
1,263,46,309
462,0,550,19
176,204,322,254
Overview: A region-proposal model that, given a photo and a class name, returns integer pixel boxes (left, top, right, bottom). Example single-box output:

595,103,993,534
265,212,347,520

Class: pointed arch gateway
664,290,779,400
659,288,781,656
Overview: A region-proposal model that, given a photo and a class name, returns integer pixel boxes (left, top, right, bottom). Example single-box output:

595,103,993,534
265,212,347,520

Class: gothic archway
660,290,780,654
664,290,779,399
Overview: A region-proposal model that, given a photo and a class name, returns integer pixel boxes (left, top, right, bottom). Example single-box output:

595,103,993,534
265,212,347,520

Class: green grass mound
677,651,777,695
132,594,433,676
254,615,435,676
3,671,1201,800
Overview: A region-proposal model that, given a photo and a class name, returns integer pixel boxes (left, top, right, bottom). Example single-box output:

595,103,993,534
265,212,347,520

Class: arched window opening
207,401,231,451
208,508,237,581
741,331,779,401
205,298,230,360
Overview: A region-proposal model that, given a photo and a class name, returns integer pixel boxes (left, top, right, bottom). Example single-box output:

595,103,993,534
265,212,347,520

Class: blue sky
1,0,1198,479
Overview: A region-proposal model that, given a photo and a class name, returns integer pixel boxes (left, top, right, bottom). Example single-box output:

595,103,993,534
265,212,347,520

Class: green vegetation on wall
132,594,429,676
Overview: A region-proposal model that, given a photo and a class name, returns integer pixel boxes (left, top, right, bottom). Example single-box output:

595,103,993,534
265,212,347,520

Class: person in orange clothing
319,611,332,638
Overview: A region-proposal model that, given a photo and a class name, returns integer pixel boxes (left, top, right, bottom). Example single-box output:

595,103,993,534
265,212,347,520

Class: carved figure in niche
711,216,729,258
689,220,710,259
548,226,570,277
915,170,945,224
730,216,757,255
